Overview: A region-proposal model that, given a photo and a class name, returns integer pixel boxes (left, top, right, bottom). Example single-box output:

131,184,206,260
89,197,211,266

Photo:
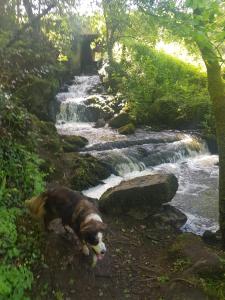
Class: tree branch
3,3,55,50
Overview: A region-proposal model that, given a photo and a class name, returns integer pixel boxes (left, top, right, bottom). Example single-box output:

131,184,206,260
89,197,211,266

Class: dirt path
31,215,182,300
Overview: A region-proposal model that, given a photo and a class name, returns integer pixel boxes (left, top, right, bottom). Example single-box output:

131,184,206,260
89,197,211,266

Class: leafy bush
0,264,33,300
0,208,19,259
0,91,31,140
112,42,213,130
0,140,45,207
0,207,36,300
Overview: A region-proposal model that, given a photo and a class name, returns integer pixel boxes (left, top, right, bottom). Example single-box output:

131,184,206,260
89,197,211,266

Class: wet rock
169,233,225,275
84,95,100,105
202,230,221,245
59,84,69,93
118,123,135,135
99,174,178,216
67,153,112,191
108,112,132,129
61,135,88,152
94,119,106,128
152,205,187,229
202,133,218,154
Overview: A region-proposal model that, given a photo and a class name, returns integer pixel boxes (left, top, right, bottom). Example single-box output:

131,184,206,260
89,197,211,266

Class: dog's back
25,186,98,228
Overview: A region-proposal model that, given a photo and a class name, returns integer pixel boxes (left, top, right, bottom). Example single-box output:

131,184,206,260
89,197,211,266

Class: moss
109,112,132,128
118,123,135,135
69,154,111,191
198,274,225,300
168,233,199,259
14,77,59,121
61,135,88,152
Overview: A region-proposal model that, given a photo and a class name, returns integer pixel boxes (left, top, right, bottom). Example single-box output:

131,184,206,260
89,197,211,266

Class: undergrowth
0,92,46,299
111,42,214,131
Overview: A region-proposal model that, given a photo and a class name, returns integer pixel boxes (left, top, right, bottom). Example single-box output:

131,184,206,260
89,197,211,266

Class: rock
108,112,132,129
61,135,88,152
17,78,58,121
165,281,208,300
202,230,221,245
67,153,112,191
94,119,106,128
118,123,135,135
169,233,225,275
152,205,187,229
59,84,69,93
99,174,178,216
202,133,218,154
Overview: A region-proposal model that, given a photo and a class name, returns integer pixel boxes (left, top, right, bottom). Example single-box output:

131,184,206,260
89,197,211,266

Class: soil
31,215,191,300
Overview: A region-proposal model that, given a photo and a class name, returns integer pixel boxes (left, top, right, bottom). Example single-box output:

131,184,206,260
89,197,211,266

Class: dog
25,186,107,265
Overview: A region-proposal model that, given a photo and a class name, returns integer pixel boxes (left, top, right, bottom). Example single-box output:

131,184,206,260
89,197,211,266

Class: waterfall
56,75,102,123
56,75,219,235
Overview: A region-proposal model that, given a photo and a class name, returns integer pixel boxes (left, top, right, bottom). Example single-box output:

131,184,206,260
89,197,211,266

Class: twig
170,277,195,286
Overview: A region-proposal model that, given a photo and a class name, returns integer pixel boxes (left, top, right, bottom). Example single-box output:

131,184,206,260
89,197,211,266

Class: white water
56,75,219,235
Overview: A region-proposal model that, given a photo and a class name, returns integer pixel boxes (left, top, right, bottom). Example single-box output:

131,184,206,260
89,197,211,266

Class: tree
136,0,225,246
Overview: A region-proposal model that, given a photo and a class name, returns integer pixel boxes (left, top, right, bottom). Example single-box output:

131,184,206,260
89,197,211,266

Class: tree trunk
102,0,114,85
23,0,40,36
197,39,225,248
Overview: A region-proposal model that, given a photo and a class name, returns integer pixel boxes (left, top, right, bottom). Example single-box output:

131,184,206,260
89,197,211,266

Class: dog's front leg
92,254,98,267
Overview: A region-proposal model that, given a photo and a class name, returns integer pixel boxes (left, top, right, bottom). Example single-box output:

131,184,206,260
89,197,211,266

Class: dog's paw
82,245,90,256
92,254,98,268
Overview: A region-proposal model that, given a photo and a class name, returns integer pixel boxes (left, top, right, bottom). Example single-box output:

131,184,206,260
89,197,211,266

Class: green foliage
172,258,191,272
0,91,31,139
0,208,20,259
0,207,41,300
0,140,45,207
199,274,225,300
0,264,33,300
113,42,212,129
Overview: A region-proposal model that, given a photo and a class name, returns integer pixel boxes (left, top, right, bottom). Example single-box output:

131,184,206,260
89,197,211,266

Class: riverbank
29,212,225,300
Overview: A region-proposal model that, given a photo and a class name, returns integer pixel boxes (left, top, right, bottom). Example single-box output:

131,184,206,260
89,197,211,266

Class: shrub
0,140,45,207
112,42,213,130
0,264,33,300
0,207,36,300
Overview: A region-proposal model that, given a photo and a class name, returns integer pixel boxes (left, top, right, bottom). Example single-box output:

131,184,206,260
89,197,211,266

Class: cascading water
56,75,219,235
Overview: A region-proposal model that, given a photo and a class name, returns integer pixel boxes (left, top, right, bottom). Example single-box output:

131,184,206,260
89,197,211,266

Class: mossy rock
202,133,218,154
118,123,135,135
61,135,88,152
15,77,59,121
68,154,111,191
169,233,225,276
30,119,62,153
108,112,132,128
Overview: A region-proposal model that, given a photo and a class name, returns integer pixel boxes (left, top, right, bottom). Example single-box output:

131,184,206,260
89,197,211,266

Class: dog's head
80,220,107,260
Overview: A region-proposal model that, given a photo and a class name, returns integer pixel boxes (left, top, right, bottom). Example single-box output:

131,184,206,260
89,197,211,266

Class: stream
56,75,219,235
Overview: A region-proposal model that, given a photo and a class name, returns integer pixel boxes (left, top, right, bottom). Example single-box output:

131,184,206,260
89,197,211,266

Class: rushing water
56,75,219,235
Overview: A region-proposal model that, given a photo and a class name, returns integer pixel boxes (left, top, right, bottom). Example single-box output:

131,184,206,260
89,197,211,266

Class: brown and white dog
25,186,107,265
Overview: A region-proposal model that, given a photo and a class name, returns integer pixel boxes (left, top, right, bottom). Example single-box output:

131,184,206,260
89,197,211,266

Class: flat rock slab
169,233,225,275
99,173,178,217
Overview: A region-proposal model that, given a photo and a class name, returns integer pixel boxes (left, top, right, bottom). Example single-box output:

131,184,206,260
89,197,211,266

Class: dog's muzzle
91,242,106,260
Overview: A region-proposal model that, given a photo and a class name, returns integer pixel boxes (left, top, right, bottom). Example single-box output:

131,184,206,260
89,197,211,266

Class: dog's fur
25,186,107,264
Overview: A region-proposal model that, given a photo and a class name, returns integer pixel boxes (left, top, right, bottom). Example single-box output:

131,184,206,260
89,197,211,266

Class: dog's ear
80,220,107,235
99,222,107,231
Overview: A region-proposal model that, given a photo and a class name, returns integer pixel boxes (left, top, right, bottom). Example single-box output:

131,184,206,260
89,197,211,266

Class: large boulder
99,173,178,217
108,112,132,129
